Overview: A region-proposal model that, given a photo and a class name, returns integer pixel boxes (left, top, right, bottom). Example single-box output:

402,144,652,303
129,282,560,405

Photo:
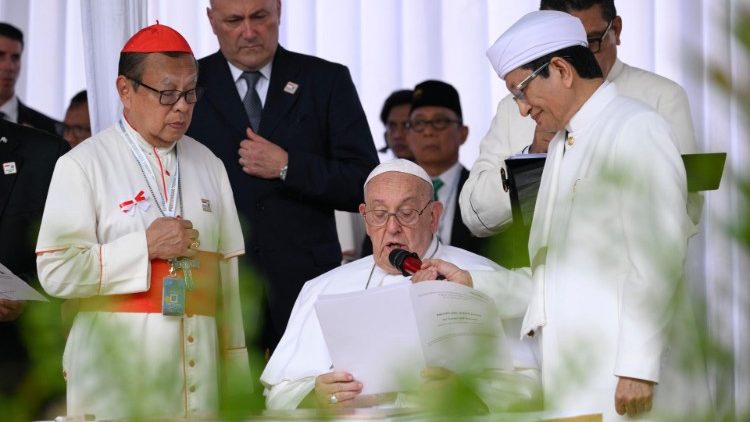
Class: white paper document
0,262,48,301
314,281,512,395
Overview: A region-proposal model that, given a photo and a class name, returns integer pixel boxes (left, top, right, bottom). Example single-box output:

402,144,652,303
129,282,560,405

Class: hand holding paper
0,261,48,302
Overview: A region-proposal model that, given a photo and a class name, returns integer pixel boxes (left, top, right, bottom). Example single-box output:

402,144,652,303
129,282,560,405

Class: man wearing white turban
459,0,700,242
483,10,693,421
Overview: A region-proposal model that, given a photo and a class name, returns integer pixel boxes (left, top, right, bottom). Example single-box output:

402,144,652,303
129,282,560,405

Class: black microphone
388,248,445,279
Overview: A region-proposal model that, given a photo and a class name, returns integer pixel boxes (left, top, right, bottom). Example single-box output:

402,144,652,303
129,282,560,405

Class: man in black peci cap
406,80,487,256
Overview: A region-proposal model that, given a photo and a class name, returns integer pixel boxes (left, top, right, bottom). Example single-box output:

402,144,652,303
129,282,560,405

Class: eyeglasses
406,117,461,133
363,200,432,226
386,120,409,133
587,19,614,54
128,78,204,105
57,123,91,137
510,61,550,102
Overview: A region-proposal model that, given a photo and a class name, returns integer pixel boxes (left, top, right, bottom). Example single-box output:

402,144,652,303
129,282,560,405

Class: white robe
36,120,248,420
522,82,694,420
260,237,538,411
459,59,701,237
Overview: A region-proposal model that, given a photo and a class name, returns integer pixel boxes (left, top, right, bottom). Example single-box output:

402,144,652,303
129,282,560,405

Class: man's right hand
0,299,25,321
528,125,557,153
413,259,473,288
314,371,362,407
146,217,199,260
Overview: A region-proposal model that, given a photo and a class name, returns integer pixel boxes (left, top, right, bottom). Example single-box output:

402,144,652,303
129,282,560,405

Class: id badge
162,276,186,316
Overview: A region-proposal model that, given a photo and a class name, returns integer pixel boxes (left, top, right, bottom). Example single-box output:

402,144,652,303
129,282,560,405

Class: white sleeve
36,155,149,299
264,377,316,410
459,95,535,237
612,113,693,383
470,267,532,320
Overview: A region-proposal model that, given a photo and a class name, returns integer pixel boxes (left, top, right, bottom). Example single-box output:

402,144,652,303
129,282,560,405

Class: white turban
364,159,432,189
487,10,588,79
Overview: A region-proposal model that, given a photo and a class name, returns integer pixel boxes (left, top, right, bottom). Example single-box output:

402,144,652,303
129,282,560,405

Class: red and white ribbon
119,190,150,215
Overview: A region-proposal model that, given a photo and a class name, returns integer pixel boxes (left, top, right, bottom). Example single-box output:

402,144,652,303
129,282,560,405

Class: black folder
501,152,726,228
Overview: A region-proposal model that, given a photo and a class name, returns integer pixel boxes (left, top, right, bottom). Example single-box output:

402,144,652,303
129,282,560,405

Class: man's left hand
238,127,288,179
0,299,26,321
615,376,654,417
412,259,473,287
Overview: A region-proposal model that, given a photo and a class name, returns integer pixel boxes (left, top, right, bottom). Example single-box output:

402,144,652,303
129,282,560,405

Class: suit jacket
17,100,62,136
187,47,378,346
361,166,488,258
450,167,487,254
0,119,69,393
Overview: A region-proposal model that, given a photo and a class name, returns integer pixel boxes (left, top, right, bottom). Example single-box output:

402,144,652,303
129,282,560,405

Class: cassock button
189,360,196,367
187,335,194,343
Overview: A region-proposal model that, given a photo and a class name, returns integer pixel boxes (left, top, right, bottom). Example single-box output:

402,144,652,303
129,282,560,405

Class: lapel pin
201,198,212,212
283,81,299,94
3,161,17,175
0,137,7,144
566,135,575,146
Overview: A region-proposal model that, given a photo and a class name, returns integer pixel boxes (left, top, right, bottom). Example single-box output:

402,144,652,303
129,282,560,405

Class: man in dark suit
0,23,61,135
187,0,379,351
405,80,487,256
0,119,68,397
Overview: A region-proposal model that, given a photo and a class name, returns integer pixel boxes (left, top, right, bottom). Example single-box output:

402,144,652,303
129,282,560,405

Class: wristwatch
279,164,288,181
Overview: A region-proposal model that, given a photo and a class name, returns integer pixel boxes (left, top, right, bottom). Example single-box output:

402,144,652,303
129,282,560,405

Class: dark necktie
241,71,263,132
432,178,444,201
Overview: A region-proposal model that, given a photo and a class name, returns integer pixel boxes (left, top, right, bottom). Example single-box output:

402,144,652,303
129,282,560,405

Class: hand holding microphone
389,249,473,287
388,249,445,280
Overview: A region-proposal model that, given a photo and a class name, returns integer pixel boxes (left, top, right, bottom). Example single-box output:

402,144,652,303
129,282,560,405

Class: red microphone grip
401,255,423,275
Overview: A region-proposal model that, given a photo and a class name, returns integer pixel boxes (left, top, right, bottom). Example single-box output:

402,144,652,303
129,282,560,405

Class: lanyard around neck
118,119,181,217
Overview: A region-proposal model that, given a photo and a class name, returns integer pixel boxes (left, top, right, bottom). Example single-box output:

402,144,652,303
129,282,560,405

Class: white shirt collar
606,58,624,82
0,96,19,123
565,81,618,135
121,115,177,156
432,162,462,191
228,60,272,85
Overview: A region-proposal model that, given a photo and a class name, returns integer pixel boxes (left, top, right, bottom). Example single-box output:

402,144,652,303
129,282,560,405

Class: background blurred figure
0,119,69,417
59,90,90,148
0,23,60,135
378,89,414,160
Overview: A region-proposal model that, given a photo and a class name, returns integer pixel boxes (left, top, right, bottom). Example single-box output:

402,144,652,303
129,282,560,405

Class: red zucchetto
121,21,193,54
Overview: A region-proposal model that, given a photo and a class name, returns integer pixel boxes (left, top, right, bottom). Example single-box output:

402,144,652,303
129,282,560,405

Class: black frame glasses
510,61,550,102
363,200,433,226
587,19,614,54
406,117,461,133
128,78,204,105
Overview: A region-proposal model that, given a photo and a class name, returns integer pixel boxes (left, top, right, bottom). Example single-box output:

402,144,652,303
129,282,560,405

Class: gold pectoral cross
174,258,200,290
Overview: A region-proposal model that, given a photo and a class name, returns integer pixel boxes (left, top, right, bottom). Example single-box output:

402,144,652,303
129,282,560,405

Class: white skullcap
487,10,588,79
364,159,432,189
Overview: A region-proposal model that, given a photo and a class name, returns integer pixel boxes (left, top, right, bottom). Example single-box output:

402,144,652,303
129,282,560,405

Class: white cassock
460,58,702,237
260,236,538,411
521,82,695,421
36,119,248,420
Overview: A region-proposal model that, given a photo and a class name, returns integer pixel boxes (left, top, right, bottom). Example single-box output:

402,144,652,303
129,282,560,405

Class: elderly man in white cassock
261,159,539,412
35,24,248,419
486,11,694,421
